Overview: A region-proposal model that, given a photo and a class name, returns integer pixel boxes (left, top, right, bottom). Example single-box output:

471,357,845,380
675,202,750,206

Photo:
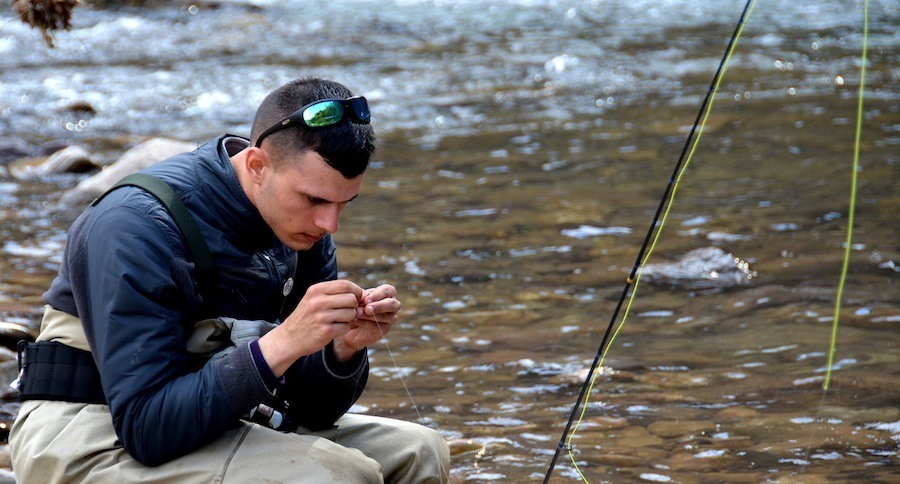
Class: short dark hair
250,78,375,179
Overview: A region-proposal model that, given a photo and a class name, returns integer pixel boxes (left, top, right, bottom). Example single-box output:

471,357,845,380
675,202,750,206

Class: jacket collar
196,134,278,250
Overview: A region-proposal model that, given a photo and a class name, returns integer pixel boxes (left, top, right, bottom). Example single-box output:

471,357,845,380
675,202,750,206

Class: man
11,77,450,483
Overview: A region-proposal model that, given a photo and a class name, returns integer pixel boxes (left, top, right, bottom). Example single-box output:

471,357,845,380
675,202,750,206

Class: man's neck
230,148,256,207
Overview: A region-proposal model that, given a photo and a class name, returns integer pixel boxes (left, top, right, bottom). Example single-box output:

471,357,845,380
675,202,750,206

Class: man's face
254,150,364,251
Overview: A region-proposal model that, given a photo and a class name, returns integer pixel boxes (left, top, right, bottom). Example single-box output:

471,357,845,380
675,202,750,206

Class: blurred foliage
13,0,79,47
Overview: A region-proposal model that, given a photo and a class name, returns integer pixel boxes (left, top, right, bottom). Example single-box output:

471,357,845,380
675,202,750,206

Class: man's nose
315,204,340,233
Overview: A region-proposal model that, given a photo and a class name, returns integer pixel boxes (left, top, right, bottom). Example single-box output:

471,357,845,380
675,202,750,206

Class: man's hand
258,280,363,377
332,284,401,362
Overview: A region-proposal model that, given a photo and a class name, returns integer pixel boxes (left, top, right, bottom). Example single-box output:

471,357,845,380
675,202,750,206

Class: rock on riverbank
60,138,197,205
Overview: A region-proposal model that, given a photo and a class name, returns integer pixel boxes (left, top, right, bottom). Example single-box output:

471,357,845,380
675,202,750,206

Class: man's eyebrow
307,193,359,204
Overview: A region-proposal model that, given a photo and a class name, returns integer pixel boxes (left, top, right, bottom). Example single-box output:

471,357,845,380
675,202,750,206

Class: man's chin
282,233,319,251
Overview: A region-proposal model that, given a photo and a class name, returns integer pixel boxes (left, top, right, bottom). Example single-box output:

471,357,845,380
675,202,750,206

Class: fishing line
373,311,451,481
373,311,425,424
823,0,869,392
332,310,448,481
544,0,757,481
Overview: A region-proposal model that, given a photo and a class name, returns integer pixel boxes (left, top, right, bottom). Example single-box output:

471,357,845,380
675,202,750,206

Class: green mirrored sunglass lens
304,102,344,127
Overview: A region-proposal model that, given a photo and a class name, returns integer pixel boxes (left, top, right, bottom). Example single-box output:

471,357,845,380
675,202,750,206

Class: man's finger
330,307,360,324
360,284,396,305
318,280,364,299
360,298,401,317
328,293,364,311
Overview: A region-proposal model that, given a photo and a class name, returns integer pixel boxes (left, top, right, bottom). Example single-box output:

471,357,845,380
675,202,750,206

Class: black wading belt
18,173,218,404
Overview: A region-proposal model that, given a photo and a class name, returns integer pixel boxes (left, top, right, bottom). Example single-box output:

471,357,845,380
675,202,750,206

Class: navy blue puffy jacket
44,135,368,465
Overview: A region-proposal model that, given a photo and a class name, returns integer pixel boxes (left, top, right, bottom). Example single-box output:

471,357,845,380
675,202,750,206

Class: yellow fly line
823,0,869,392
565,1,759,478
548,1,874,481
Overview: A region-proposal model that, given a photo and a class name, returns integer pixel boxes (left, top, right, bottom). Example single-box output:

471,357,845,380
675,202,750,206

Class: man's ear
245,147,271,184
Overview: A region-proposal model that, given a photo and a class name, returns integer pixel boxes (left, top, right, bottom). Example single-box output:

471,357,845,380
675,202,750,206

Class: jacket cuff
322,342,367,379
213,342,276,414
249,338,284,392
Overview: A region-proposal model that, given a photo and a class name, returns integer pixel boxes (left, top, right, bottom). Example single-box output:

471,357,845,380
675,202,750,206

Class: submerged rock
61,137,196,205
640,247,757,289
447,438,483,456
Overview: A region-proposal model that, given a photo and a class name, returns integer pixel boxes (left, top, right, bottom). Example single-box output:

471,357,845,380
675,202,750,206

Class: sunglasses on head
254,96,371,148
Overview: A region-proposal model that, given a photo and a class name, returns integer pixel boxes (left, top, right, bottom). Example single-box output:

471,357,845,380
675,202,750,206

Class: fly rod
544,0,756,480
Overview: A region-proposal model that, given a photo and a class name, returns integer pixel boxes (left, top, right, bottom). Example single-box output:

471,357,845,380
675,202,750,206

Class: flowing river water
0,0,898,481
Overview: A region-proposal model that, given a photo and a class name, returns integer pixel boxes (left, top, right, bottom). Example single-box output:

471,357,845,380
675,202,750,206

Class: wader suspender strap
91,173,218,314
19,174,308,408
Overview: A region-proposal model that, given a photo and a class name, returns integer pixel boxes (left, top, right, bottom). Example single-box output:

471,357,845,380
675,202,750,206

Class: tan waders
11,307,450,483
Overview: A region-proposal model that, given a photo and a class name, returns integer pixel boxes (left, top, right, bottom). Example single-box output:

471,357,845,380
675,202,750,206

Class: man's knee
420,426,451,482
313,438,384,484
326,415,450,483
389,423,451,483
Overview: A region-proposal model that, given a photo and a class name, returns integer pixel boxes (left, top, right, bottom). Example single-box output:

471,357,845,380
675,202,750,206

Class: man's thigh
222,423,382,483
307,413,450,483
11,401,382,484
